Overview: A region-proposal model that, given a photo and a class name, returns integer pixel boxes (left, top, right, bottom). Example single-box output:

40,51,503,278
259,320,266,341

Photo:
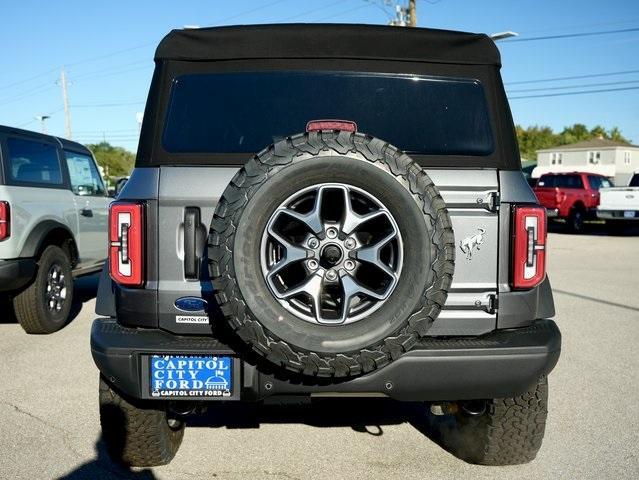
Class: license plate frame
143,354,240,400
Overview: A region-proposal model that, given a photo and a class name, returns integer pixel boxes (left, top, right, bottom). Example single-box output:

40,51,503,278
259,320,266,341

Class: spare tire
209,130,454,378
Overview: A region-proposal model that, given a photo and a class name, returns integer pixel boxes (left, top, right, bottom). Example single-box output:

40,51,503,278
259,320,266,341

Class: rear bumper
597,209,639,221
0,258,36,292
91,318,561,402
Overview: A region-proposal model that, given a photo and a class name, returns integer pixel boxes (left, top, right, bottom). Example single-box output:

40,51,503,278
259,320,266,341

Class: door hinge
488,293,498,313
487,191,500,212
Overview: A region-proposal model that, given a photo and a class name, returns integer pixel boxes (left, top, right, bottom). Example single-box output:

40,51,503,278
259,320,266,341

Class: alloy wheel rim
45,264,67,313
260,183,403,325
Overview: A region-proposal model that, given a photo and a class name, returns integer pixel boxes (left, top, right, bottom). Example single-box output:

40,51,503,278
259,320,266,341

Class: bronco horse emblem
460,228,486,260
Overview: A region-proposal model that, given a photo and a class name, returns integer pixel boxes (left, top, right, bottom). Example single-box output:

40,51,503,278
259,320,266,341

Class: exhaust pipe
460,400,487,417
168,402,197,416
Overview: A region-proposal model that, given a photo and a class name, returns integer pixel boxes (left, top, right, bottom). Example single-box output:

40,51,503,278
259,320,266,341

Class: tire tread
209,131,455,378
99,376,184,467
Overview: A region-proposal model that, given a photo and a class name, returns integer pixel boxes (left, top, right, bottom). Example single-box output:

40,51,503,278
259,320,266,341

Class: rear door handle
80,208,93,217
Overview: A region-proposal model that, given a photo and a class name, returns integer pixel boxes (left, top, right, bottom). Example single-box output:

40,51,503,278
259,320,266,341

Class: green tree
559,123,590,145
515,125,559,160
87,142,135,182
515,124,630,160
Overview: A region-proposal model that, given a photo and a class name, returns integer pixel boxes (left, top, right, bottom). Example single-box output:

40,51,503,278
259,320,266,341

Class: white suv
0,126,110,333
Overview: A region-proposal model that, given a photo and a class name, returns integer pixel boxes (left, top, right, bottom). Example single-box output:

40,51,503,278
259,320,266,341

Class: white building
533,138,639,185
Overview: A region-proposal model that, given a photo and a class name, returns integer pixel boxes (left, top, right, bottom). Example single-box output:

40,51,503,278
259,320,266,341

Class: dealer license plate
150,355,232,398
624,211,635,218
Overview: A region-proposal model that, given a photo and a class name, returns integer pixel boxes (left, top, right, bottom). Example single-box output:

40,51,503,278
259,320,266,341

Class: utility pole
407,0,417,27
59,67,72,140
389,1,417,28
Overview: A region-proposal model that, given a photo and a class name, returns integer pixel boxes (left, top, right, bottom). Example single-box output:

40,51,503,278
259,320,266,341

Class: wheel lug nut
307,259,319,270
326,227,338,239
307,237,320,248
325,269,337,281
344,237,356,249
344,260,356,271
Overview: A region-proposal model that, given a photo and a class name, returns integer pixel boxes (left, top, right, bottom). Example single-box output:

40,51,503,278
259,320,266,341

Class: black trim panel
91,318,560,402
0,258,37,292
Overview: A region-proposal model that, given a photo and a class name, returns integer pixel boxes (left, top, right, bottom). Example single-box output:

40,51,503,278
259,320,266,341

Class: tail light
109,202,144,286
512,205,547,289
0,201,9,240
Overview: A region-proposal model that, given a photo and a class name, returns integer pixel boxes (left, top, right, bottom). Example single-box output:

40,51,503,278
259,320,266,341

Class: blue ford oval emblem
175,297,208,312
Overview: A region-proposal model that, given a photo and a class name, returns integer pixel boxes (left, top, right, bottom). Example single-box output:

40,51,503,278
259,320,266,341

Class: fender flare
19,220,76,259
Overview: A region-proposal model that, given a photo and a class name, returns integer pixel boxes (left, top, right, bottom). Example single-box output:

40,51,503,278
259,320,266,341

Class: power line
361,0,394,21
71,59,149,81
65,42,154,68
0,44,153,93
0,84,56,107
519,18,639,36
281,0,345,21
507,79,639,93
502,27,639,43
315,2,372,22
211,0,288,24
505,68,639,86
0,67,58,91
14,107,64,129
508,85,639,100
71,101,145,108
74,65,152,83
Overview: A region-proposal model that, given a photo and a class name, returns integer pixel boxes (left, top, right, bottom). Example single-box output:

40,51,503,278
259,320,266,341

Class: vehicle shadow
548,220,639,236
0,294,17,323
67,272,101,323
56,438,157,480
0,272,99,326
188,397,429,438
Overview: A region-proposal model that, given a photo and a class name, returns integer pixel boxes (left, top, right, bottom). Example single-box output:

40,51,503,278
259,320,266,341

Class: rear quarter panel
0,185,78,259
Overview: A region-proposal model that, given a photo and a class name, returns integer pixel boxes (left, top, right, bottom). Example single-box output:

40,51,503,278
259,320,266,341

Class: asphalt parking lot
1,226,638,479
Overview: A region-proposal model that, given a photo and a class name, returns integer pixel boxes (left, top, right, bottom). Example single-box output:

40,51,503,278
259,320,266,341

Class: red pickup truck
533,172,613,233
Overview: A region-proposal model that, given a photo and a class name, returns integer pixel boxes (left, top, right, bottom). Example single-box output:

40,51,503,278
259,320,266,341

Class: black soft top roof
155,24,501,66
0,124,91,153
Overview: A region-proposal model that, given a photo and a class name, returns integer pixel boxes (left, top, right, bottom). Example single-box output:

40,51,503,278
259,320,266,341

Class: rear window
162,71,495,156
5,137,62,186
629,174,639,187
538,175,584,188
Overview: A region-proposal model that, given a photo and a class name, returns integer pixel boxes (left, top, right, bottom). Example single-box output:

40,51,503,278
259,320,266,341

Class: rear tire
568,208,585,234
426,377,549,465
13,245,74,334
99,376,185,467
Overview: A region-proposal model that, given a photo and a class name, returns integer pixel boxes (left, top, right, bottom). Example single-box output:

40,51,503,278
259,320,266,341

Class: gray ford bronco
91,24,561,467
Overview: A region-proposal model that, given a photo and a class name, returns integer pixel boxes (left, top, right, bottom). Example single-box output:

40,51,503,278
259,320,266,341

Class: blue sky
1,0,638,151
